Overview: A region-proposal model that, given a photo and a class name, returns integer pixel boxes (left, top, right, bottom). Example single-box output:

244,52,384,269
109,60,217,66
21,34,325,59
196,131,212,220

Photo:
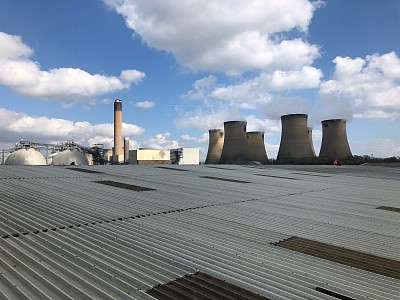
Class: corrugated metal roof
0,164,399,299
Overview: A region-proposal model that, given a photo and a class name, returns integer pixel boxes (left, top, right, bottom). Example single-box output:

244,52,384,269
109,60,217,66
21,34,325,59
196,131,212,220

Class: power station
205,129,224,164
277,114,315,162
219,121,249,164
319,119,352,160
246,132,268,164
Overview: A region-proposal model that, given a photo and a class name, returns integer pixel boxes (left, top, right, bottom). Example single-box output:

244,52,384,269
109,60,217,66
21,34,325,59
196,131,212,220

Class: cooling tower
205,129,224,164
308,127,316,156
277,114,316,161
219,121,249,164
319,119,352,160
247,132,268,164
113,99,123,159
124,137,130,163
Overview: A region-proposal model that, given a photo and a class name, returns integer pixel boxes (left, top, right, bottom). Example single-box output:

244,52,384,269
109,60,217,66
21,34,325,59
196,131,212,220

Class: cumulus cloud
0,108,144,149
0,32,145,100
134,101,156,109
140,132,179,149
352,138,400,158
104,0,321,74
181,133,208,144
319,52,400,120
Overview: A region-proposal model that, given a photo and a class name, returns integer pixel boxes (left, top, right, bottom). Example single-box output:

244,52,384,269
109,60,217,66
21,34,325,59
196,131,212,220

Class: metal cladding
51,149,89,166
220,121,249,164
205,129,224,164
124,137,130,163
308,127,316,156
246,132,268,164
277,114,316,161
319,119,352,160
5,148,46,165
113,99,123,157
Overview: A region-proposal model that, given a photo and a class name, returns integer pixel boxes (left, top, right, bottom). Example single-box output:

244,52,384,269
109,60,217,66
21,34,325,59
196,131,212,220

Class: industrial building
319,119,353,160
0,164,399,299
205,129,224,164
277,114,316,162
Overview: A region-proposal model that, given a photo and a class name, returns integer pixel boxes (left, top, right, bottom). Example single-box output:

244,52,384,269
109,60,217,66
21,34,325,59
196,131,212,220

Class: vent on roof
93,180,155,191
66,167,103,174
291,172,332,178
201,176,251,184
377,206,400,213
315,287,355,300
147,272,270,300
157,166,189,172
274,237,400,280
255,174,299,180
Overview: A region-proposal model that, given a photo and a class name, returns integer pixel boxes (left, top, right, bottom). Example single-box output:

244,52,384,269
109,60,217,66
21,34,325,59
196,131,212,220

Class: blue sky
0,0,399,160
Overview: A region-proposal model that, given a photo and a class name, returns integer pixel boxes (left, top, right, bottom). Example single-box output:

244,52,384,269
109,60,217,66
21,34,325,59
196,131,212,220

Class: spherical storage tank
5,148,46,165
51,149,88,166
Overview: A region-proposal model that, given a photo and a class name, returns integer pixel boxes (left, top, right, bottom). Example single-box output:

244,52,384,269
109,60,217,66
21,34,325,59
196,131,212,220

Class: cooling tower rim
321,118,346,123
247,131,264,135
209,128,224,132
281,113,308,119
224,120,247,125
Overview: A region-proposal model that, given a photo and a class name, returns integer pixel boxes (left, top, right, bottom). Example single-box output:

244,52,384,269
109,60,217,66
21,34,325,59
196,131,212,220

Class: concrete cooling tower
277,114,316,161
51,149,89,166
205,129,224,164
247,132,268,164
308,127,316,156
319,119,352,160
5,148,46,165
219,121,249,164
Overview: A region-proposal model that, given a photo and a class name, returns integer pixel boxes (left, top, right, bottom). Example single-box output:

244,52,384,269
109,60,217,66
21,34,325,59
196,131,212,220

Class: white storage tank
51,149,88,166
5,148,46,166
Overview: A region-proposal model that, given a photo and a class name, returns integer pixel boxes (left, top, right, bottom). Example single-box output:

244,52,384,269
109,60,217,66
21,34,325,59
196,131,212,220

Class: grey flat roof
0,164,399,299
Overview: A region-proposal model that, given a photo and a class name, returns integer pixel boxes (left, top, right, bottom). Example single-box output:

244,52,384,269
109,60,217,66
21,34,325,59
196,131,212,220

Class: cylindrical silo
219,121,249,164
247,132,268,164
308,127,316,156
319,119,352,160
205,129,224,164
124,137,130,163
113,99,123,159
277,114,316,162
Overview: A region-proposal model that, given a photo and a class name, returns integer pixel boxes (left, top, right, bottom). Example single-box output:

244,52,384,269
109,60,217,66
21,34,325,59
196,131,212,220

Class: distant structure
170,148,200,165
220,121,249,164
246,132,268,164
308,127,316,156
319,119,352,160
277,114,315,162
113,99,123,163
5,142,46,166
51,149,88,166
205,129,224,164
124,137,130,163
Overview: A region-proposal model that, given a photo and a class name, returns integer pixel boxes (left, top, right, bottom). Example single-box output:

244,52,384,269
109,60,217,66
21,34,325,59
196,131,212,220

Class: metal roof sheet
0,164,399,299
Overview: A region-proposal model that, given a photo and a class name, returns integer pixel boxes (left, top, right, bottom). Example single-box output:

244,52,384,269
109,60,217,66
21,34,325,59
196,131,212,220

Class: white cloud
175,107,242,130
104,0,321,74
0,32,145,100
0,108,144,149
140,132,179,149
319,52,400,120
245,115,280,135
352,138,400,158
135,101,156,109
180,133,208,144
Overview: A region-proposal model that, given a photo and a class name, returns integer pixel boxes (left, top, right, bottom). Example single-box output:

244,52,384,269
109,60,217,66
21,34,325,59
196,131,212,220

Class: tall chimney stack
124,137,130,163
113,99,123,162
